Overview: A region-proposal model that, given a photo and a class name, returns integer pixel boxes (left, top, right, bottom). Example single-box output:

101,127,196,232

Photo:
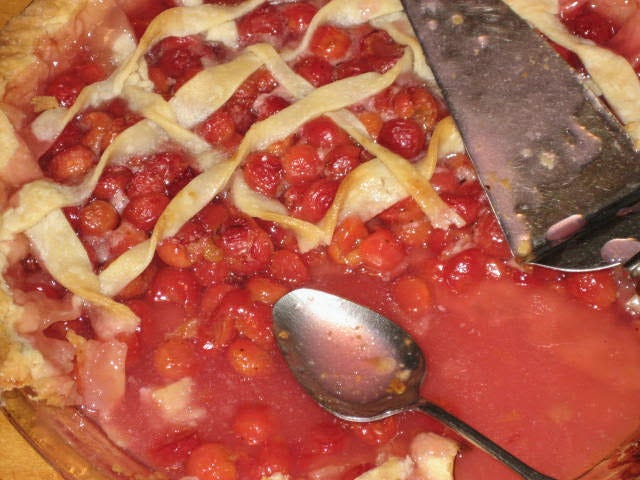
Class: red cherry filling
560,3,618,44
293,55,335,87
45,54,107,108
10,2,640,479
147,35,228,97
243,151,284,198
310,25,352,62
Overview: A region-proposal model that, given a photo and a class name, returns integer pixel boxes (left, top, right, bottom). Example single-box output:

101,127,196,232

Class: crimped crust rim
0,0,89,100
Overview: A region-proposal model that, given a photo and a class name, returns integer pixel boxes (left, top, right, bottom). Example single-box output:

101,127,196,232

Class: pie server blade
400,0,640,272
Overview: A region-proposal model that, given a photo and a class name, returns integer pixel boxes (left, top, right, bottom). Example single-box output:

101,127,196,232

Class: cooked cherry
127,0,174,39
186,443,237,480
167,167,197,198
149,266,200,308
79,111,118,153
407,85,441,131
78,200,120,236
328,216,368,264
234,301,274,348
377,118,425,159
227,102,257,134
196,108,237,146
243,151,283,198
289,178,339,223
123,191,170,232
232,404,275,446
147,152,190,186
260,220,298,250
45,62,106,108
108,223,148,257
246,276,289,305
378,198,425,225
253,95,290,120
293,55,335,87
149,433,200,468
561,4,617,44
299,116,350,150
200,284,237,315
116,265,157,300
227,338,274,377
358,228,405,273
63,206,81,231
324,144,362,179
218,220,274,275
301,422,346,456
126,168,165,198
391,89,415,119
441,193,481,224
193,259,230,286
392,275,432,316
336,54,399,78
148,66,171,97
269,249,309,285
430,169,459,194
474,210,511,259
394,218,432,247
153,337,200,380
237,4,287,47
281,143,323,185
147,35,216,81
94,166,133,201
157,237,194,268
250,443,293,479
232,69,278,108
360,29,404,58
199,310,238,353
48,145,96,184
310,25,352,62
356,111,383,137
197,202,230,234
213,289,252,320
442,248,487,291
282,2,318,39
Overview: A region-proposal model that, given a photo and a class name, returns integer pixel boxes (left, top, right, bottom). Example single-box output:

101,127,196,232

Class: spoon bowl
273,288,556,480
272,287,424,421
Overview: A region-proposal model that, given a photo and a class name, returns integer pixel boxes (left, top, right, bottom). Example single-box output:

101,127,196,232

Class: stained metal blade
401,0,640,270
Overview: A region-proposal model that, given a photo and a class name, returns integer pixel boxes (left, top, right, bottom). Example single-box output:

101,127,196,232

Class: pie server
400,0,640,274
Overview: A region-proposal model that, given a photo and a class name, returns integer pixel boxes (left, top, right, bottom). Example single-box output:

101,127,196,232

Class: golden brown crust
0,0,89,101
0,0,92,193
0,0,89,407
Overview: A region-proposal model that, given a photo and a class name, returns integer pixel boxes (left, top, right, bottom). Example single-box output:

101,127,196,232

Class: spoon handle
415,400,557,480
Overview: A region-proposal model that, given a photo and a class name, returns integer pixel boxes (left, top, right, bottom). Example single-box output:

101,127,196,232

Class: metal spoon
272,287,556,480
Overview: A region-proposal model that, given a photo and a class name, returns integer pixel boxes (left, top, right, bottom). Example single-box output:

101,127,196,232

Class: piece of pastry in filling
1,1,639,479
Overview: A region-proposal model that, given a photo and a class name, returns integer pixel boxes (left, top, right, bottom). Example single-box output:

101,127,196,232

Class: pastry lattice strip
3,0,640,336
4,0,468,334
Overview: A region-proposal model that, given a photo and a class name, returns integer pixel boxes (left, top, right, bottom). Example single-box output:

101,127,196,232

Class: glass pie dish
3,372,640,479
1,0,640,480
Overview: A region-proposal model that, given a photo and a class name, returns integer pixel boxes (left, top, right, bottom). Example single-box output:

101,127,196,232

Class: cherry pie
0,1,639,479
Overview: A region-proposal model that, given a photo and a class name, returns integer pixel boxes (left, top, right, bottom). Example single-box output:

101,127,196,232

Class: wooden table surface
1,4,64,479
0,0,30,27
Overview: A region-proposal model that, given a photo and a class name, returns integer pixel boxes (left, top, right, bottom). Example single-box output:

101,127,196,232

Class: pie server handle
400,0,640,272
